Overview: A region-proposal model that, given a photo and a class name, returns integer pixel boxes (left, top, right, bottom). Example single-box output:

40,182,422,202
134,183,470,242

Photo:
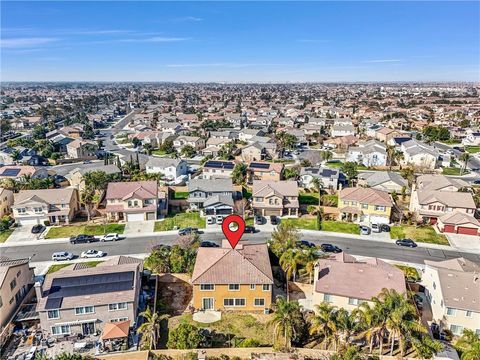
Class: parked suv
52,252,74,261
371,223,380,233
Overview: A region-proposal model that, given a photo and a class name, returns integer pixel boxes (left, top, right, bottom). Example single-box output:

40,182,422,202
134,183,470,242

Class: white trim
202,297,215,310
200,284,215,291
228,284,240,291
253,298,265,307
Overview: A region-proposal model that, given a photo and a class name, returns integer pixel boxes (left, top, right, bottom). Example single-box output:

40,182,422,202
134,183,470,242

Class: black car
321,243,342,253
244,226,256,233
395,238,417,248
380,224,391,232
270,215,279,225
31,224,46,234
254,216,264,225
296,240,316,248
70,234,97,244
178,227,199,236
200,241,219,248
473,179,480,185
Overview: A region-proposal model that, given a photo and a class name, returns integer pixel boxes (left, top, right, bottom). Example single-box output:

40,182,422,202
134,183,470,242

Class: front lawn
390,225,449,245
326,160,343,169
0,229,14,243
154,212,205,232
45,224,125,239
299,193,319,205
283,217,318,230
442,167,465,175
466,146,480,154
46,261,103,274
172,191,189,200
283,218,360,234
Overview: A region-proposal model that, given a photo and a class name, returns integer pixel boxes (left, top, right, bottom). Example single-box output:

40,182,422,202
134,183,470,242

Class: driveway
123,220,155,235
7,225,42,243
445,233,480,252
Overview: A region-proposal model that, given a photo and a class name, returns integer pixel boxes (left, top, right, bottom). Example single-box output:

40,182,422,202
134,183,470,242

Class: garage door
457,227,478,235
18,218,40,226
443,225,455,233
369,216,389,225
127,213,144,222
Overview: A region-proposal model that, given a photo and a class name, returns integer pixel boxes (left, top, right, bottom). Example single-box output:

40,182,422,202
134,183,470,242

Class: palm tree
268,297,303,349
335,308,358,346
400,167,415,188
321,150,333,163
460,152,471,175
311,177,324,208
279,249,303,300
270,222,300,256
353,301,387,355
136,307,169,350
455,329,480,360
309,302,339,350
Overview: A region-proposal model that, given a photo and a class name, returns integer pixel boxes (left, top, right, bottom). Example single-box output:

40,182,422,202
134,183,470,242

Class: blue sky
1,1,479,82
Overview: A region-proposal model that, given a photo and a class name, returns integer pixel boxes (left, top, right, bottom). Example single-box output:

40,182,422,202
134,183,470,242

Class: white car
101,233,119,242
81,249,105,258
207,216,215,225
52,252,74,261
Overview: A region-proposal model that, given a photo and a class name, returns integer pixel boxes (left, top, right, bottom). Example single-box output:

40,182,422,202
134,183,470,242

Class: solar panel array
204,160,235,170
249,162,270,169
1,168,21,177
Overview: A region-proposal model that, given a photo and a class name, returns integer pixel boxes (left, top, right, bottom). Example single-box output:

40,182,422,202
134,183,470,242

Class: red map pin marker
222,214,245,249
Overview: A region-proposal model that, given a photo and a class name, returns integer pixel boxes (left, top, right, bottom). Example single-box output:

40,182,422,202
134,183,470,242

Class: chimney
34,280,43,301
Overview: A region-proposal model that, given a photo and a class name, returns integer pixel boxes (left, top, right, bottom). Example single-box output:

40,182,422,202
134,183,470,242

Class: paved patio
192,310,222,323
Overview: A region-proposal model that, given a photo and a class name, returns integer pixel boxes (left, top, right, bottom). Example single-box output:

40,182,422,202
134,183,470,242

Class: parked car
380,224,391,232
296,240,316,248
81,249,105,258
178,227,199,236
270,215,279,225
101,233,119,242
360,226,371,235
200,241,219,248
206,216,215,225
244,226,256,233
395,238,417,248
31,224,45,234
216,215,224,224
371,223,380,233
320,243,342,253
70,234,96,244
255,215,264,225
25,347,37,360
52,252,74,261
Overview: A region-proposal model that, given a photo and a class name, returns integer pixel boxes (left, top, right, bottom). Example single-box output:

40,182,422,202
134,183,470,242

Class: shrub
167,323,202,349
44,220,51,226
239,338,260,347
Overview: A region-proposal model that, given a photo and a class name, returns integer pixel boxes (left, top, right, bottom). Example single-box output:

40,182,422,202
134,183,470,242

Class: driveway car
371,223,380,233
244,226,256,233
52,252,74,261
395,238,417,248
296,240,316,248
360,226,371,235
380,224,391,232
200,241,219,248
206,216,215,225
31,225,45,234
216,215,224,224
70,234,96,244
255,215,264,225
270,215,279,225
80,249,105,258
178,227,199,236
101,233,119,242
320,243,342,253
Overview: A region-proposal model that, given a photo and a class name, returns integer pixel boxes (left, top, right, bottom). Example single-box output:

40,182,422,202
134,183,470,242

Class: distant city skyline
1,1,479,82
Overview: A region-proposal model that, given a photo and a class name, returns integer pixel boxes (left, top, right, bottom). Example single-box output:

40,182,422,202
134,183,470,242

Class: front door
202,298,214,310
82,322,95,335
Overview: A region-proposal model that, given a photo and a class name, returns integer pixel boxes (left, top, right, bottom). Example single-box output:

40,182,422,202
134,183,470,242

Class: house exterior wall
311,291,373,313
0,189,14,217
339,196,392,221
192,284,272,312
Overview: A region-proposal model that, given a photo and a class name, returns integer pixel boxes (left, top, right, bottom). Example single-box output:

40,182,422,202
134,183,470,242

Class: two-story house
66,139,99,159
357,171,408,194
346,140,387,167
191,240,273,312
0,258,35,346
338,187,393,224
187,178,235,216
202,160,235,180
12,188,79,226
400,139,439,170
299,167,343,190
252,180,299,217
423,258,479,336
173,136,205,151
145,157,188,182
105,181,159,222
0,188,14,217
247,162,283,184
35,256,143,337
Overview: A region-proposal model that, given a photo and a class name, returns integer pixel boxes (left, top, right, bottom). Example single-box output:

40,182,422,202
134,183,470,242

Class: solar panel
250,162,270,169
1,168,21,177
204,161,234,170
45,297,63,310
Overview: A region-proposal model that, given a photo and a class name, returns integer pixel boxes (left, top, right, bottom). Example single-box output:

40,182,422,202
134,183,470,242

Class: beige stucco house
0,188,14,218
252,180,299,217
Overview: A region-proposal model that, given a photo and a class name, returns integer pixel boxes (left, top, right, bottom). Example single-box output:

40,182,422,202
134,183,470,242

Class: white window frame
75,306,95,315
108,302,128,311
254,298,265,307
200,284,215,291
250,284,256,290
465,310,473,318
323,293,333,303
262,284,270,291
450,324,463,335
51,325,70,335
47,309,60,319
228,284,240,291
446,307,456,316
223,298,246,307
111,317,128,323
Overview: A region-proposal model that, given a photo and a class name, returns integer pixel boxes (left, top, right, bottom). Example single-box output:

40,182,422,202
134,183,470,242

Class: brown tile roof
439,212,480,227
106,181,157,200
417,190,476,209
252,180,298,198
191,242,273,285
340,187,392,207
248,162,284,174
315,253,406,301
101,320,130,340
14,187,76,206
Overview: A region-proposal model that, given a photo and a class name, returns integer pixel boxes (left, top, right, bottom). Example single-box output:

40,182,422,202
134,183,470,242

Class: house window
47,309,60,319
128,201,132,207
18,208,26,214
51,325,70,335
446,307,456,316
323,294,333,303
75,306,95,315
466,310,473,317
235,298,246,306
109,302,127,311
145,199,154,205
348,298,363,306
374,206,386,211
200,284,215,291
223,298,246,307
450,324,464,335
228,284,240,291
10,279,16,290
343,201,349,205
111,317,128,323
351,201,357,206
254,298,265,307
16,270,21,277
476,329,480,336
361,203,368,209
34,207,43,213
262,284,270,291
250,284,256,290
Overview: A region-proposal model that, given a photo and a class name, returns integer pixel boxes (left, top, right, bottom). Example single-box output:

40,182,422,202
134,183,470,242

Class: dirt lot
157,273,193,315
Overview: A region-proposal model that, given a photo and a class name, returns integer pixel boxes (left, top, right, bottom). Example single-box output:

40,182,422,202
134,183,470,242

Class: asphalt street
2,231,479,266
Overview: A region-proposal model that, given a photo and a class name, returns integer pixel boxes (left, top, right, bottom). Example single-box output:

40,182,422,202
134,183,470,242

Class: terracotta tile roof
106,181,157,200
439,212,480,227
101,320,130,340
339,187,392,207
417,190,476,209
14,187,76,206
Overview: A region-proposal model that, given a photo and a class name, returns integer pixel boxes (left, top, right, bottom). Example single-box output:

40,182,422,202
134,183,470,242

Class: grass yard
0,229,14,243
321,220,360,234
299,192,319,205
47,261,103,274
325,160,343,169
283,217,318,230
172,191,189,200
390,225,449,245
466,146,480,154
169,313,273,347
45,224,125,239
154,212,205,232
442,167,465,175
152,149,167,156
441,139,462,145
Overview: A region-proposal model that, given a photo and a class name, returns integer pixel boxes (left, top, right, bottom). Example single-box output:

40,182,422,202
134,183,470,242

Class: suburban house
191,240,273,312
357,171,408,194
247,162,283,184
105,181,160,222
35,256,143,337
437,212,480,236
241,143,267,162
299,167,342,190
173,136,205,151
423,258,480,336
202,160,235,180
374,127,402,143
0,166,48,181
462,131,480,146
58,124,85,138
238,129,265,142
145,157,188,181
409,175,476,225
0,188,14,217
65,164,121,192
66,139,99,159
0,257,35,347
331,118,355,138
304,253,406,312
252,180,299,217
12,188,79,226
346,140,387,167
338,187,393,224
187,178,235,216
400,139,439,170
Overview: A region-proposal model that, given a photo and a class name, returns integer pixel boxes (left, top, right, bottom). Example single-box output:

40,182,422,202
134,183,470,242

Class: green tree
460,152,471,175
181,145,197,158
400,167,415,188
137,307,169,350
321,150,333,162
268,297,304,349
269,222,300,257
283,167,299,180
342,162,358,185
167,323,202,349
455,329,480,360
160,139,175,154
309,302,340,350
232,163,247,185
